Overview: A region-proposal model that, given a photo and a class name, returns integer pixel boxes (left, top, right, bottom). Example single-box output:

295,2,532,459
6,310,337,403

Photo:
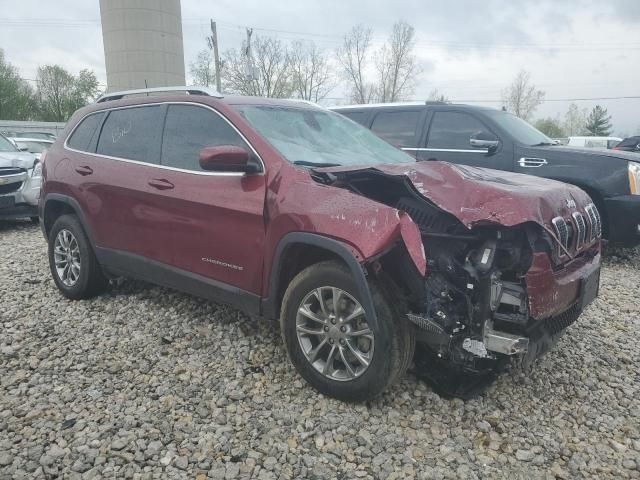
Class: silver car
0,133,42,222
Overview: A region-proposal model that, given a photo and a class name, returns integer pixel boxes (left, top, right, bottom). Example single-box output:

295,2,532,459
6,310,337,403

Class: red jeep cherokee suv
39,87,601,401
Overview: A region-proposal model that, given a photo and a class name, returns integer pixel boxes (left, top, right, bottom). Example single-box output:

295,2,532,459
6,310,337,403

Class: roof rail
96,86,223,103
329,100,447,110
293,99,325,109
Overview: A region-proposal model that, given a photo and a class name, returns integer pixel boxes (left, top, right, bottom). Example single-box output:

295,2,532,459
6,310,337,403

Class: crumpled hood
320,161,593,229
0,151,38,170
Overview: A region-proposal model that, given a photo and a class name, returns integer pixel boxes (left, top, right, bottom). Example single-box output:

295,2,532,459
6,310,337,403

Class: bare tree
563,103,587,136
189,49,216,87
222,36,293,98
428,88,450,103
375,21,419,102
290,41,335,102
501,70,545,120
337,25,375,104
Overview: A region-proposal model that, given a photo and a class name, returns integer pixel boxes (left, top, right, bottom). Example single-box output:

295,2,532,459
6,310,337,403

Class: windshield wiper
531,141,558,147
293,161,342,168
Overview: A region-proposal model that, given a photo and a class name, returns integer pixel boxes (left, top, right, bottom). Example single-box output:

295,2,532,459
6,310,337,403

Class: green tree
584,105,612,136
0,49,36,120
36,65,99,122
534,118,566,138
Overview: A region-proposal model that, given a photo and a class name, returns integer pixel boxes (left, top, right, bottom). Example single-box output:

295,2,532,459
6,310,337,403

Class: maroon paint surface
42,95,600,320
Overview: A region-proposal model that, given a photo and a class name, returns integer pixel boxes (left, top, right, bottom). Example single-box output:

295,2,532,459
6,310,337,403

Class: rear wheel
280,261,414,402
48,214,108,299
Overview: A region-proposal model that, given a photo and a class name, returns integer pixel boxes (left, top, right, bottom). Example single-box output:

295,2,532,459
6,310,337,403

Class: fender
262,232,379,331
41,193,96,246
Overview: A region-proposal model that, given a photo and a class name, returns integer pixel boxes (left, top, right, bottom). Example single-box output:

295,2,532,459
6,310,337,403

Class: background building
99,0,186,92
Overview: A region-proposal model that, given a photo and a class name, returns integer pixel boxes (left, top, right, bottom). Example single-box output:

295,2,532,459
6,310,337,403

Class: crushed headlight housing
629,162,640,195
31,161,42,178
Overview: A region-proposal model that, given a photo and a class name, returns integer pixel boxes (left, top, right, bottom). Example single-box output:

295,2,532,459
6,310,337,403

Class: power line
325,95,640,104
454,96,640,103
2,17,640,51
18,77,107,88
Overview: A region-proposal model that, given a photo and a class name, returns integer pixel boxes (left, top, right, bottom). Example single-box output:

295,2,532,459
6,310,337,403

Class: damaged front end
315,163,601,398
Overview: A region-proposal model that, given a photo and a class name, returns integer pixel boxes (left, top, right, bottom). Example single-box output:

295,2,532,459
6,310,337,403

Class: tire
280,260,414,402
30,216,39,225
48,214,108,299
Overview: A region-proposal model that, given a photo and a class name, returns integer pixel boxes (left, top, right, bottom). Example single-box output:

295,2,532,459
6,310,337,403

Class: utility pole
208,19,222,92
244,28,255,81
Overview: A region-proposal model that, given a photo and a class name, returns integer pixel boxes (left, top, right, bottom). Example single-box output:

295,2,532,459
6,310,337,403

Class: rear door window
340,111,369,126
67,112,105,152
371,111,420,147
427,111,490,150
97,106,163,164
160,104,248,172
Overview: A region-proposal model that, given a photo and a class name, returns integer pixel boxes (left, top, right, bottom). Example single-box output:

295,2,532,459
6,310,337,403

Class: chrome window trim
64,101,266,177
402,147,489,154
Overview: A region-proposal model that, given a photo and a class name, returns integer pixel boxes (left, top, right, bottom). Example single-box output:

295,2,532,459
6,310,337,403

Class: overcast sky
1,0,639,135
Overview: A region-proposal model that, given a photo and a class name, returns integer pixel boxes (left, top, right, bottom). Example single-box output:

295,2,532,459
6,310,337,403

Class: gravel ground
1,220,639,480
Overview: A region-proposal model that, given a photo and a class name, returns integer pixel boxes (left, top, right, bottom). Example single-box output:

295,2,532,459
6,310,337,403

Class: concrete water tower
99,0,186,92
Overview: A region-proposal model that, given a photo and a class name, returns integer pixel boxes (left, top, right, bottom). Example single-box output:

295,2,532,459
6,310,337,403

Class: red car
39,87,601,401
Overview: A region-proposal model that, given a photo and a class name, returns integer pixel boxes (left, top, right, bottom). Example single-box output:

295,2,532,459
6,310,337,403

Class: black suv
332,103,640,247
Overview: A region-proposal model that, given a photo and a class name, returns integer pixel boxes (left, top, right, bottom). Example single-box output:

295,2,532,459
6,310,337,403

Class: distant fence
0,120,66,137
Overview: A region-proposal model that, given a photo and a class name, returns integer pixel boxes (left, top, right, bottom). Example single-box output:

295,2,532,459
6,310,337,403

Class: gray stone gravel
1,219,639,479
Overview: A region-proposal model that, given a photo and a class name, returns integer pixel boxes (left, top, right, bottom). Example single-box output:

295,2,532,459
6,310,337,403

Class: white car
9,137,54,160
567,136,622,149
0,133,41,222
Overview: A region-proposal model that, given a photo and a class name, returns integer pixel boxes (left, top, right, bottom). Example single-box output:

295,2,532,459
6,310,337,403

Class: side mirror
198,145,261,174
470,132,499,153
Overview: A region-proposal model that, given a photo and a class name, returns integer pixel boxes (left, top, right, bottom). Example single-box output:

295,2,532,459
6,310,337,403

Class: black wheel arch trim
262,232,379,330
41,193,96,245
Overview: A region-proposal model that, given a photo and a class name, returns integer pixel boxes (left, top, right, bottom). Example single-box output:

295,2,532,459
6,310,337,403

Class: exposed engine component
321,167,576,398
483,322,529,355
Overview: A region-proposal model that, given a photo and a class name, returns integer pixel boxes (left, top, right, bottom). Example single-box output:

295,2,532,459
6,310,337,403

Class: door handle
74,165,93,176
518,157,548,168
148,178,175,190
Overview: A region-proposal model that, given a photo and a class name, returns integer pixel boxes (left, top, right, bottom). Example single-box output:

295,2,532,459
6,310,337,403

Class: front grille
584,203,602,240
0,167,25,176
0,182,22,194
572,212,586,248
552,217,569,249
544,302,581,335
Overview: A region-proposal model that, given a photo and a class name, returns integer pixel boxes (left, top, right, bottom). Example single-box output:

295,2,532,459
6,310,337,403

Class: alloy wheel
296,286,375,381
53,229,81,287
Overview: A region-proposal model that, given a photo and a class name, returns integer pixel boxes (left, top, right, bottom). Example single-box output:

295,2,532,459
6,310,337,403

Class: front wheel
280,261,414,402
48,214,108,299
